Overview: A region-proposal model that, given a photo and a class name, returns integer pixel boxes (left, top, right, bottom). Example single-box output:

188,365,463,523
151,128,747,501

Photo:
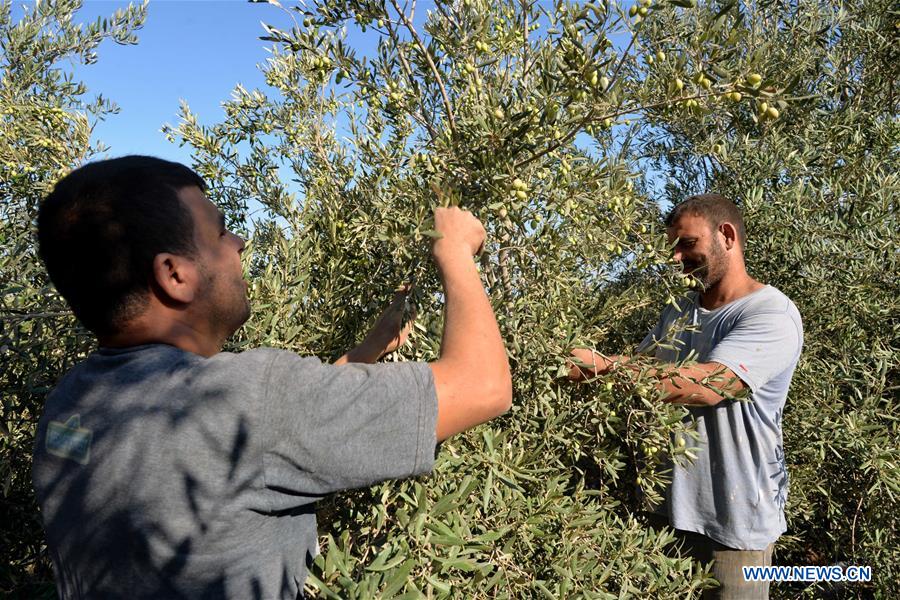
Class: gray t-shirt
637,285,803,550
32,344,438,599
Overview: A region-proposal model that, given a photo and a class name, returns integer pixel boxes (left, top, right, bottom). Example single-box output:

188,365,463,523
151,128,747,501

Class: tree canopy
2,0,897,597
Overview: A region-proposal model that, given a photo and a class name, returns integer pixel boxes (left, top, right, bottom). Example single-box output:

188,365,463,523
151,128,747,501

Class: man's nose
672,249,683,262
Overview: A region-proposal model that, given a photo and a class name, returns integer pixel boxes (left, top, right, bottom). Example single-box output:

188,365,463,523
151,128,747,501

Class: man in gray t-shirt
33,156,513,599
569,194,802,599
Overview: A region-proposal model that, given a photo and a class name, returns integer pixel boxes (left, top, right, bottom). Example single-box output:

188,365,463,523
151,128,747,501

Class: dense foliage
2,0,897,598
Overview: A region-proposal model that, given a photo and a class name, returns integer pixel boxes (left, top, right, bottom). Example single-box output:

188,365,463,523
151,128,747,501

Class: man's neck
699,268,764,310
98,317,222,358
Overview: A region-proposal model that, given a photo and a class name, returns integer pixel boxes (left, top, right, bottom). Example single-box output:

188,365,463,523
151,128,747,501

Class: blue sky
65,0,302,165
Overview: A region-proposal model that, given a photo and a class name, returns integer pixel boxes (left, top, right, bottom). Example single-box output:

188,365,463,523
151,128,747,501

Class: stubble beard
697,237,728,289
199,263,251,340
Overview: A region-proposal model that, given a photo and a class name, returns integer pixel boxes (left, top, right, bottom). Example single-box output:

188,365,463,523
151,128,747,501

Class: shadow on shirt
33,356,318,600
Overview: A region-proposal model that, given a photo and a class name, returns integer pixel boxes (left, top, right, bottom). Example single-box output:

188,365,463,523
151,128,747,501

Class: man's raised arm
428,207,512,441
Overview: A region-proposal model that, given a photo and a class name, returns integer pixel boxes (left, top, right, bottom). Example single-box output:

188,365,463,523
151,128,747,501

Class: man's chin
227,300,252,334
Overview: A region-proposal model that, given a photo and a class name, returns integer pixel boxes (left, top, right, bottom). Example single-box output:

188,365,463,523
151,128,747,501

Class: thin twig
608,23,637,87
383,14,439,141
850,493,865,558
0,310,72,322
389,0,457,134
521,0,530,73
434,2,460,32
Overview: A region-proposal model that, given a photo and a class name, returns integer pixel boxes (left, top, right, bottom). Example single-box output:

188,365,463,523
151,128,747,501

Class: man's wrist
337,338,385,365
359,335,388,362
432,240,476,266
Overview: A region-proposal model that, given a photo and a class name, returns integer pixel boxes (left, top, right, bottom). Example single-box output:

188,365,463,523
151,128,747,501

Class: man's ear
720,222,738,250
152,253,198,303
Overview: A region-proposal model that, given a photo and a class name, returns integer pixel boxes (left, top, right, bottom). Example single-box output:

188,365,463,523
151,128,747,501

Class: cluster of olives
628,0,653,18
646,50,665,65
758,101,780,120
508,177,529,200
385,80,403,104
309,56,330,70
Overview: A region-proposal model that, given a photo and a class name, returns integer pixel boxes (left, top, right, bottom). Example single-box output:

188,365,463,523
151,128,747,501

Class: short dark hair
665,193,746,250
37,156,207,336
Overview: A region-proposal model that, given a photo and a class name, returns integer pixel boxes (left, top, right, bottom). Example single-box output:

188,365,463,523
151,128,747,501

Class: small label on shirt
46,414,92,465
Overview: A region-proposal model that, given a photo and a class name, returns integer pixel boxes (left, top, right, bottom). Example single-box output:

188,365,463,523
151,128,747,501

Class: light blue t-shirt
637,285,803,550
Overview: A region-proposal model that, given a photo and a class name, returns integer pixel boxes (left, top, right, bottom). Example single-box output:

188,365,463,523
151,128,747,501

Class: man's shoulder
714,285,803,354
738,285,802,323
211,346,289,368
68,345,314,379
211,346,325,375
42,346,322,412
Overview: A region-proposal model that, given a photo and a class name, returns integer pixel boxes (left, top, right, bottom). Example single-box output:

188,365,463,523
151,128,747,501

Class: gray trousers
647,514,774,599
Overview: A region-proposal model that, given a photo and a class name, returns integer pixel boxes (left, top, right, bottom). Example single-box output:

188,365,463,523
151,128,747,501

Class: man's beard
689,239,728,289
199,263,251,338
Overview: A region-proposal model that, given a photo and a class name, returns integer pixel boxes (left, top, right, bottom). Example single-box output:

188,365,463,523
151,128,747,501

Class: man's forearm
436,249,507,378
645,365,721,406
612,359,740,406
334,336,387,365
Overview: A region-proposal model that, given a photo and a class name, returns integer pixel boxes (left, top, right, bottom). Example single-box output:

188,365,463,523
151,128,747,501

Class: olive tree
4,0,896,597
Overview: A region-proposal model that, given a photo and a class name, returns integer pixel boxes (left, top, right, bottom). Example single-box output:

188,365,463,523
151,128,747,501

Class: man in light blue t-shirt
569,194,803,599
